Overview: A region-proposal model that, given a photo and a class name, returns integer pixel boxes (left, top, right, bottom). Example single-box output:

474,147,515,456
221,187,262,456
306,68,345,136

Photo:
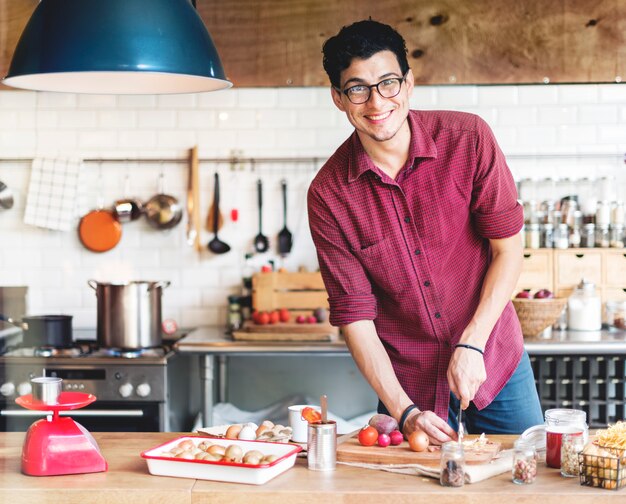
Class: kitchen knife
458,405,464,444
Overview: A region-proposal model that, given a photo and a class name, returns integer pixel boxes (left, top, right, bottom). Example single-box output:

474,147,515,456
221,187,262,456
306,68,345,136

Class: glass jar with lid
581,223,595,248
512,439,537,484
606,300,626,330
567,279,602,331
545,408,588,468
560,432,585,477
525,224,541,249
541,223,554,248
555,223,570,249
610,225,625,248
596,225,610,248
439,442,465,487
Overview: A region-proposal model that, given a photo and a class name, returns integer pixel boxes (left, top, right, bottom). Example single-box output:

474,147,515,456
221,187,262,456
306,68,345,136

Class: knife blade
458,405,464,444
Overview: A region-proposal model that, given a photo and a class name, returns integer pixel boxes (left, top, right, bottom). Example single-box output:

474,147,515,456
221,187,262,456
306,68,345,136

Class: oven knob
17,382,32,397
136,383,151,398
118,383,134,398
0,382,15,397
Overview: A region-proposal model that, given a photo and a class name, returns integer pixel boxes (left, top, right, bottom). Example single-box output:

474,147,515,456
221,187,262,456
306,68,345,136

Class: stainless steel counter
175,326,626,426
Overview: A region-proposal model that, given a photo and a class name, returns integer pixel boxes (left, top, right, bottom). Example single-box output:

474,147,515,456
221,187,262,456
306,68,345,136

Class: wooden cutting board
336,436,501,467
232,320,338,341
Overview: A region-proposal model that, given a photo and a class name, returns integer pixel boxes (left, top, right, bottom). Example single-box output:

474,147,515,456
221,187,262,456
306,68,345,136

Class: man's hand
404,409,457,445
447,346,486,410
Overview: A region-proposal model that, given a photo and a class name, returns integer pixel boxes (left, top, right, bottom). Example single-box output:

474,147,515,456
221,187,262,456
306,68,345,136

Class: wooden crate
236,272,337,341
252,272,329,314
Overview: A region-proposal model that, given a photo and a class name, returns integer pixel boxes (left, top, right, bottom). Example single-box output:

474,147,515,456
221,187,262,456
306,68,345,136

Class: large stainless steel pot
88,280,170,349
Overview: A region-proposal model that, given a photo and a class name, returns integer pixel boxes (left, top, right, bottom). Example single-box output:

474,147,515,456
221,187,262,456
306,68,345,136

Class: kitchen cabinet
517,249,626,304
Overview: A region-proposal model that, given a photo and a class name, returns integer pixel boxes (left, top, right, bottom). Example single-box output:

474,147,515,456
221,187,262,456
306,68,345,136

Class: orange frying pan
78,209,122,252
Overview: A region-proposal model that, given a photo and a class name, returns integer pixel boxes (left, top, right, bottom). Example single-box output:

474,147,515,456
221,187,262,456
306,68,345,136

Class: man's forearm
341,320,414,421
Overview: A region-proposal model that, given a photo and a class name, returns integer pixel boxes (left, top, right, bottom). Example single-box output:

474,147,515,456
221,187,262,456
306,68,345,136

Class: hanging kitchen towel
338,449,514,484
24,157,84,231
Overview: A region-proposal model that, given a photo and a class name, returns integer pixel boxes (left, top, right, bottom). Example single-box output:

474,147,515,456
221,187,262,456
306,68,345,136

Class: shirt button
404,216,411,223
414,249,421,255
435,312,441,319
424,281,431,287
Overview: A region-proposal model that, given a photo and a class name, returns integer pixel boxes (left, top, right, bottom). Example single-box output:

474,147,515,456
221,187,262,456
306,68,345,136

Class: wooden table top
0,432,622,503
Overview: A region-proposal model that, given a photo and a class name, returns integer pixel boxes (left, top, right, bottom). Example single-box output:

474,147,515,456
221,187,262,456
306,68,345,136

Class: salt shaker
512,439,537,484
440,441,465,487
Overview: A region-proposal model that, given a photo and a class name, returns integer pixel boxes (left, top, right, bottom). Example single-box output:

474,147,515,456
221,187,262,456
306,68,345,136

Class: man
307,19,543,444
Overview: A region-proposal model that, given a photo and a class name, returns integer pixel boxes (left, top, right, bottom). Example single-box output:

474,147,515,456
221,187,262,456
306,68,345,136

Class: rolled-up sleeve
307,184,377,326
470,116,524,239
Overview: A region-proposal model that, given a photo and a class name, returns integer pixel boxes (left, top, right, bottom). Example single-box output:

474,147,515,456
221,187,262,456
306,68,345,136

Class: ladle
207,173,231,254
277,179,293,256
254,179,269,253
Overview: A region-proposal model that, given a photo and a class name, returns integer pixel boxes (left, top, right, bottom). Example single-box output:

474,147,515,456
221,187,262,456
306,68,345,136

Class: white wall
0,84,625,329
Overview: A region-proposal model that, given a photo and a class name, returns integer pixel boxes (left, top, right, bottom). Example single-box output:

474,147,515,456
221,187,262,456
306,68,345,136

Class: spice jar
227,295,242,331
545,408,588,468
567,279,602,331
610,225,625,248
555,223,570,249
512,439,537,484
541,223,554,248
440,442,465,487
596,225,610,248
560,431,585,477
581,223,595,248
606,300,626,330
525,224,541,249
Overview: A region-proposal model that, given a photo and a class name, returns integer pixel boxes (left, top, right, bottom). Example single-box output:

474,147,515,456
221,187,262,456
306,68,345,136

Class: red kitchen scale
16,391,108,476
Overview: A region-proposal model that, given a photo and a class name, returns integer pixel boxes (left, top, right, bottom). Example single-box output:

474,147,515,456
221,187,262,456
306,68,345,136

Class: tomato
407,429,429,452
269,310,280,324
256,311,270,325
358,426,379,447
301,407,322,423
251,311,260,323
279,308,291,323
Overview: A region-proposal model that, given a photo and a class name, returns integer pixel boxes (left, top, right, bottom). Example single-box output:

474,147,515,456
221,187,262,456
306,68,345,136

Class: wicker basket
512,297,568,338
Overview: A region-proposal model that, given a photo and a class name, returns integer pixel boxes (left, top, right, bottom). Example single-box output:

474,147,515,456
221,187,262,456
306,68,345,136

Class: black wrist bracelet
398,404,418,434
454,343,484,355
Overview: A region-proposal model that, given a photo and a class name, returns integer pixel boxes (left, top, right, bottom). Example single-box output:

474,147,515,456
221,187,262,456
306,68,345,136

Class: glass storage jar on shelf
567,279,602,331
512,439,537,484
596,225,610,248
555,223,570,249
610,225,625,248
581,223,595,248
606,300,626,330
525,224,541,249
541,223,554,248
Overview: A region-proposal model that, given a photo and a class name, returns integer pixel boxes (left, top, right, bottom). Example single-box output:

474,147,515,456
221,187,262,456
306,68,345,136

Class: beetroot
368,414,399,435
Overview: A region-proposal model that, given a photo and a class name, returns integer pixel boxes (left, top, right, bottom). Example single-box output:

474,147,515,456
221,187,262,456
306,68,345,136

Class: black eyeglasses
336,72,408,104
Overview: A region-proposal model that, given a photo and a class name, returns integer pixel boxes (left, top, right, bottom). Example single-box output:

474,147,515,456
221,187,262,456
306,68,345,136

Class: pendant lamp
3,0,232,94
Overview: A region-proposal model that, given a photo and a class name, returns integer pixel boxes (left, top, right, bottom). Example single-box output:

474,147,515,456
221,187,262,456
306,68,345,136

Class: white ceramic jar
567,279,602,331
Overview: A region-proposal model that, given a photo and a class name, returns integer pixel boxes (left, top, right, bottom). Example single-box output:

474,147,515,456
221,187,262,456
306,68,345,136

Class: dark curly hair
322,20,409,88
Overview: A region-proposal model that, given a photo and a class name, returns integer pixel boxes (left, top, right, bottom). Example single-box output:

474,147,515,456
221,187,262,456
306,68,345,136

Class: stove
0,329,195,432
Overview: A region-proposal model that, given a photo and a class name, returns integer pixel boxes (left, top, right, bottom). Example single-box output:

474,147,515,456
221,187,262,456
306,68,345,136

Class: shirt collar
347,110,439,183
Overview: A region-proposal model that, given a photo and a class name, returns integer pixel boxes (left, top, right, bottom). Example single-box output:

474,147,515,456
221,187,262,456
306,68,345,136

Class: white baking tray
141,435,302,485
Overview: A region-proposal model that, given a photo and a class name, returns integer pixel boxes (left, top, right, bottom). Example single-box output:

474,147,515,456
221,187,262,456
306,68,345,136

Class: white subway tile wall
0,84,625,329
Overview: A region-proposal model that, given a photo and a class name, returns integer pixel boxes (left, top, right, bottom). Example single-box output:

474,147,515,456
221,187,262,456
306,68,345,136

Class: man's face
331,50,414,144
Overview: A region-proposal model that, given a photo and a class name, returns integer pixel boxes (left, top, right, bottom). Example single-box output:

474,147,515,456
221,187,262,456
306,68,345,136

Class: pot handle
0,314,25,329
148,281,171,291
87,279,99,291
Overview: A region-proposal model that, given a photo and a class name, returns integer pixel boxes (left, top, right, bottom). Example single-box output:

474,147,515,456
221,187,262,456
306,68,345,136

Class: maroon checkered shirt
308,110,524,419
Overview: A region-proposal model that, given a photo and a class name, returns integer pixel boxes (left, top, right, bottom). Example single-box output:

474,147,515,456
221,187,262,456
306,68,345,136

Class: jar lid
519,424,546,452
544,408,587,424
576,278,596,291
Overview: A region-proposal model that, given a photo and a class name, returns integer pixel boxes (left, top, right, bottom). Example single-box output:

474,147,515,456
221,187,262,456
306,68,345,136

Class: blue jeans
378,351,543,434
448,352,543,434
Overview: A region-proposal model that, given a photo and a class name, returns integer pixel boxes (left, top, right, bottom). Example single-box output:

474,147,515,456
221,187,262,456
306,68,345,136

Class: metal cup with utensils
307,420,337,471
31,377,62,405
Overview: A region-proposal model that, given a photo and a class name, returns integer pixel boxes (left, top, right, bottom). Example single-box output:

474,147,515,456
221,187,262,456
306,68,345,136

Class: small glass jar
560,431,585,477
440,442,465,487
227,295,242,331
611,200,625,226
596,201,611,227
541,223,554,248
610,225,625,248
512,439,537,484
569,225,581,248
525,224,541,249
581,223,595,248
555,223,570,249
606,300,626,330
596,225,610,248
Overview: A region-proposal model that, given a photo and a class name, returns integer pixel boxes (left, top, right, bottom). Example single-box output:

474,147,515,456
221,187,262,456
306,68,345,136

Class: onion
408,429,429,452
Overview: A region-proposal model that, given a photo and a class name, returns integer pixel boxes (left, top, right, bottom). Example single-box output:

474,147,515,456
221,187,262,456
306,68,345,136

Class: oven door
0,400,164,432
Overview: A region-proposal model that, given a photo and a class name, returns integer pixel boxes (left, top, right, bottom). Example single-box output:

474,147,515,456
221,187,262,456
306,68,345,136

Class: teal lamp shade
3,0,232,94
